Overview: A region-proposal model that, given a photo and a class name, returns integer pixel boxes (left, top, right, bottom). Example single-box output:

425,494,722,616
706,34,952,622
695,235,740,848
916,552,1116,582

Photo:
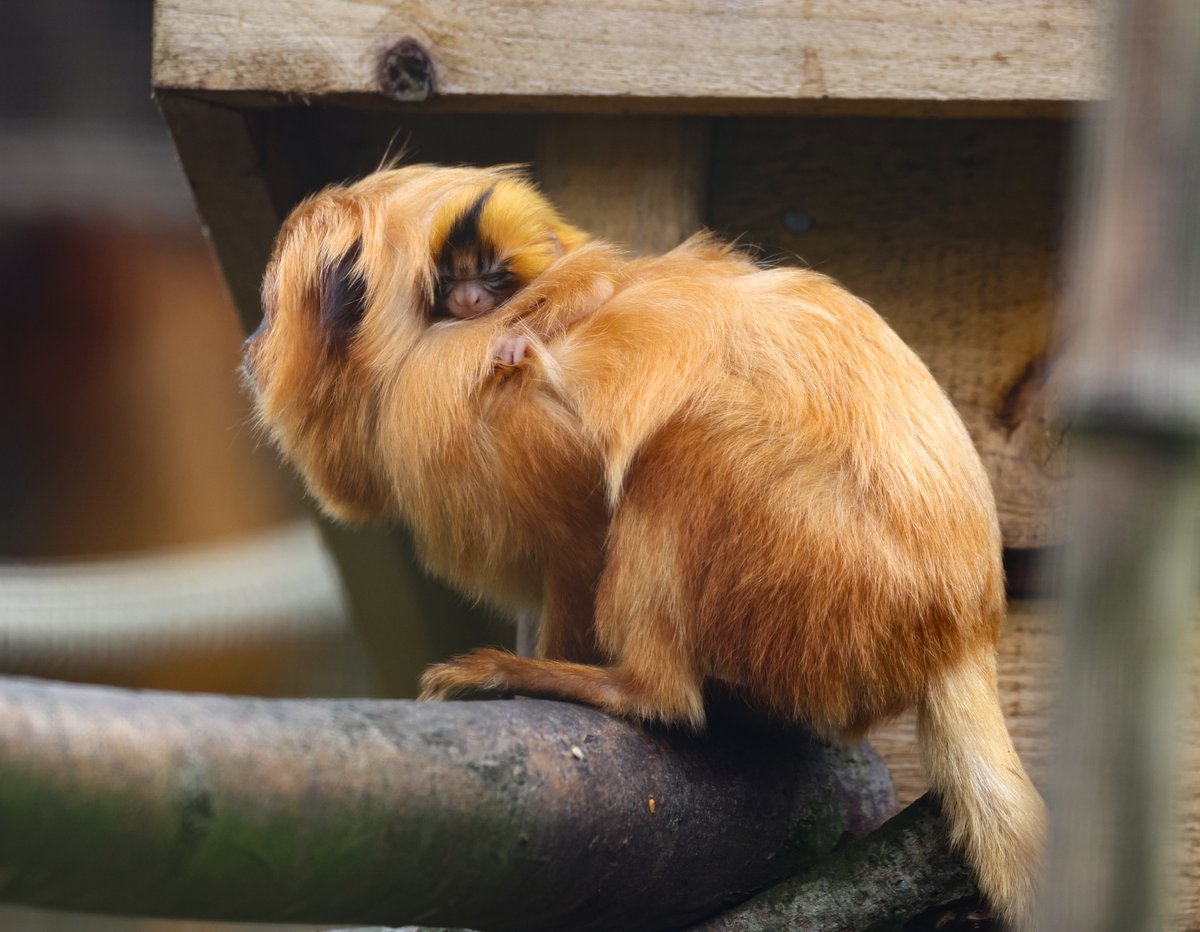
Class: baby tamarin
245,165,1045,925
433,186,549,321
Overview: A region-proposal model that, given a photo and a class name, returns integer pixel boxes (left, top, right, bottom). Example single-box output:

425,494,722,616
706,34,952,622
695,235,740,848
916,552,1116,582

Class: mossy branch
689,793,982,931
0,676,908,931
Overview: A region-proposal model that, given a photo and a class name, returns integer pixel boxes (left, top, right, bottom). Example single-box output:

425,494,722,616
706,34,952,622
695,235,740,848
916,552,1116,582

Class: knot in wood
380,39,435,102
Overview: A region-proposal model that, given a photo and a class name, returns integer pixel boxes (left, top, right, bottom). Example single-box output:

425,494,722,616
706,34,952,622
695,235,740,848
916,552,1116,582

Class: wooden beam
153,0,1108,107
156,91,283,331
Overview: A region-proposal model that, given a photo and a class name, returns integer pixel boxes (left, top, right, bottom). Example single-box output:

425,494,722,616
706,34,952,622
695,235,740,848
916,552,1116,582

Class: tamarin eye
481,269,511,290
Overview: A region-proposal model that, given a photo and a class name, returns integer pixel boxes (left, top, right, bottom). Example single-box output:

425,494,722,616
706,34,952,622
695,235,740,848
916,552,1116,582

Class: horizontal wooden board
154,0,1109,107
870,600,1200,930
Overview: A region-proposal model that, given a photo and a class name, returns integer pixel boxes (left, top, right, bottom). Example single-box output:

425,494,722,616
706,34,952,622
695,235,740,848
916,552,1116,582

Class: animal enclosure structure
151,1,1199,927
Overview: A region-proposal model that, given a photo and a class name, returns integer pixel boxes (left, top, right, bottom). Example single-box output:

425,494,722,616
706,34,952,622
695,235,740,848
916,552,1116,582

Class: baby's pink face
443,279,500,319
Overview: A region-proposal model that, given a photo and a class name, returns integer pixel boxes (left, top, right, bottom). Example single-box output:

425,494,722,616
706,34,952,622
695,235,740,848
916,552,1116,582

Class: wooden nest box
150,6,1199,928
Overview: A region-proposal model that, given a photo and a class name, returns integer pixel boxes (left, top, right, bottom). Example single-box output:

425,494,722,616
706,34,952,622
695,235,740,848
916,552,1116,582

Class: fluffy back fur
246,165,1044,925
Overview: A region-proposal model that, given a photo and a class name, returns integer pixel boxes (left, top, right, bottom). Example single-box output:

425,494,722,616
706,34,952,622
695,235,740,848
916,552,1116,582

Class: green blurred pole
1036,0,1200,929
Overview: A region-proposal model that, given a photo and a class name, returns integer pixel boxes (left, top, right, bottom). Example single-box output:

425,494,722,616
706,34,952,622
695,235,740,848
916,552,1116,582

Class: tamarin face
243,165,587,521
433,187,562,320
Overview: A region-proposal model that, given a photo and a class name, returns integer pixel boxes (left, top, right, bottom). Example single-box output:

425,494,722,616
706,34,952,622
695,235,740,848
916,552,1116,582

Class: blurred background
1,3,370,926
0,0,370,695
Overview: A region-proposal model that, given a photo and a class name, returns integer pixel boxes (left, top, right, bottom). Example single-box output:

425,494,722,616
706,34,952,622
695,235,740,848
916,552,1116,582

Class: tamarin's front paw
418,648,517,701
492,332,530,368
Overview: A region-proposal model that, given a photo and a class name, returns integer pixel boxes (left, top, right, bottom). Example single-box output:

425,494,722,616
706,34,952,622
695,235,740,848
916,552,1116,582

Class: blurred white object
0,520,349,670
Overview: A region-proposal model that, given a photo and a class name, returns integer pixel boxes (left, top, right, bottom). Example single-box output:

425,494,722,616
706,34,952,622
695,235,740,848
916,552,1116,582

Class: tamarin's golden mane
247,164,1045,926
247,166,593,523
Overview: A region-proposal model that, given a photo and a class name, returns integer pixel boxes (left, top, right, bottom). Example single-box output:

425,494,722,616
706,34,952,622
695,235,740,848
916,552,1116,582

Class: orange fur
245,165,1044,925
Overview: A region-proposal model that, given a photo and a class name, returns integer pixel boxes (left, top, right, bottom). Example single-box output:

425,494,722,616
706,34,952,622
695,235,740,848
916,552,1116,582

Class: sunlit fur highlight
247,164,1045,926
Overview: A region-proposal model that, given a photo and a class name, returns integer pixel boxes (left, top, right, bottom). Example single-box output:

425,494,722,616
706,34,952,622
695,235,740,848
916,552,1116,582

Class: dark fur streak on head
432,187,515,317
436,187,494,275
321,240,368,346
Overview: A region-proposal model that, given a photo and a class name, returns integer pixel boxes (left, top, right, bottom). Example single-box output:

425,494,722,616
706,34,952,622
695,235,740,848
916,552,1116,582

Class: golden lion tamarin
244,164,1045,925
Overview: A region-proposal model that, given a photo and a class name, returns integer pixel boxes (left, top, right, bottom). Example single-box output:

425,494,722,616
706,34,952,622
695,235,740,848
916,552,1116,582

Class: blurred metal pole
1036,1,1200,929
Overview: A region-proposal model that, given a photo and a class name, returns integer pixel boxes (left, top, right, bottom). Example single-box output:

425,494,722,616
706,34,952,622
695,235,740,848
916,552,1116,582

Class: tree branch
0,676,896,930
688,794,980,931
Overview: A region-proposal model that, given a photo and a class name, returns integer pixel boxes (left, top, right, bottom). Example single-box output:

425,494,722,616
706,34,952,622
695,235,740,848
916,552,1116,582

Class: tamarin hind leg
418,649,703,727
536,554,607,665
420,479,709,726
537,612,604,665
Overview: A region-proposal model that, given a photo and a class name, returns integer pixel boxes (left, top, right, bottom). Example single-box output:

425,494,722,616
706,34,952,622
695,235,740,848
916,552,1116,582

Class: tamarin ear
319,240,368,346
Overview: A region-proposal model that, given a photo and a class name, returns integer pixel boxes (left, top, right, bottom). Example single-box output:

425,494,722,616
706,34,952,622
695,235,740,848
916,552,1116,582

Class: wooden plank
709,117,1071,548
171,88,1086,119
153,0,1108,107
156,92,285,331
538,116,707,254
869,601,1200,931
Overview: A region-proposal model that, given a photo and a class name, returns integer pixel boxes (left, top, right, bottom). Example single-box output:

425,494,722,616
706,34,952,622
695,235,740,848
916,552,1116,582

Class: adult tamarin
244,164,1045,925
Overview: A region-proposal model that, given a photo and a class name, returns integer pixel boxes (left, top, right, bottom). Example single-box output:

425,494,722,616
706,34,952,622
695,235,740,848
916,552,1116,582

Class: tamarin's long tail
918,650,1046,928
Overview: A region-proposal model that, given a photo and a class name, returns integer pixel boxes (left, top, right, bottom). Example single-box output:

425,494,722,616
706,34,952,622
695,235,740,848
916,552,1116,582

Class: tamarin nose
446,281,498,319
240,345,258,392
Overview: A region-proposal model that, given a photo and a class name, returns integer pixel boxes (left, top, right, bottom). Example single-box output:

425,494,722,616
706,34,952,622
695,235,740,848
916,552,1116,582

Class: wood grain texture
709,117,1072,548
156,92,284,332
538,116,707,254
869,600,1200,931
153,0,1109,106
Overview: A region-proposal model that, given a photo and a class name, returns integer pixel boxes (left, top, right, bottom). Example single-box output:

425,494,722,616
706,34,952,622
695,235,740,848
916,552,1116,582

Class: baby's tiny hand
493,332,529,367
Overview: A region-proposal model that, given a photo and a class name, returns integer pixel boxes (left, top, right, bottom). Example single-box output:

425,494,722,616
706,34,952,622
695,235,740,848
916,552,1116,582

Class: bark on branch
689,794,979,931
0,676,901,930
